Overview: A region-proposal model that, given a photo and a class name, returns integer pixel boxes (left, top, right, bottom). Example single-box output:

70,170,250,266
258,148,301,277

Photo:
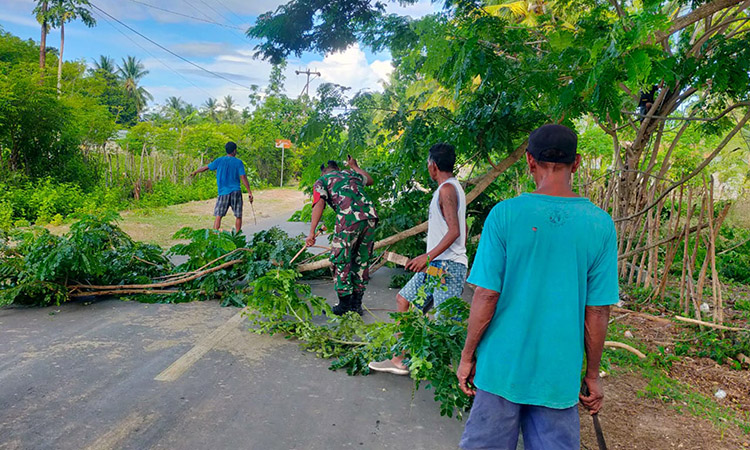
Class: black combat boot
332,293,353,316
350,291,364,315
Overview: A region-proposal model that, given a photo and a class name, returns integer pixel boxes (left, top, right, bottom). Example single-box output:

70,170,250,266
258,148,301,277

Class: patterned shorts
214,190,243,218
398,259,467,313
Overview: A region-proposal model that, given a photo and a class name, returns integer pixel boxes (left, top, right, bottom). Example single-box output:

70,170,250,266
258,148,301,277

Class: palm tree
92,55,115,75
222,95,238,122
202,97,219,122
166,95,184,112
45,0,96,92
32,1,49,71
118,56,153,117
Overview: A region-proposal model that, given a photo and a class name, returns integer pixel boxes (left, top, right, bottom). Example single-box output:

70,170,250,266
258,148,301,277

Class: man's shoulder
579,201,614,226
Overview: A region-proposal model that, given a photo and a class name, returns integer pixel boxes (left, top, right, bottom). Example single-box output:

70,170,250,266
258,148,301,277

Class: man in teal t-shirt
191,141,254,233
457,125,619,450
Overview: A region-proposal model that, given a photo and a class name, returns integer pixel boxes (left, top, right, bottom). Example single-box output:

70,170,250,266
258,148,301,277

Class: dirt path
583,373,749,449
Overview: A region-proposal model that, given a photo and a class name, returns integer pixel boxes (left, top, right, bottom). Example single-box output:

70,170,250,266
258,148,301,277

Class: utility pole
295,68,321,97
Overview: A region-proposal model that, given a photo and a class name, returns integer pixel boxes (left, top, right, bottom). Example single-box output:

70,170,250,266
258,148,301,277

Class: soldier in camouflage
306,156,378,315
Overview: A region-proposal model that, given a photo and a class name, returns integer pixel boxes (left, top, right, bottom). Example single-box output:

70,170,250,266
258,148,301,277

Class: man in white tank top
369,143,468,376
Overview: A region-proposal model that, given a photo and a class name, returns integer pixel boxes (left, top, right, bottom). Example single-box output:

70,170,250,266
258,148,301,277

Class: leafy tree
266,60,287,96
248,0,750,290
117,55,152,117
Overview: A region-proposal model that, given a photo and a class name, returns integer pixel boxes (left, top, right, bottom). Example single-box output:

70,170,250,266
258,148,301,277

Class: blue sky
1,0,437,110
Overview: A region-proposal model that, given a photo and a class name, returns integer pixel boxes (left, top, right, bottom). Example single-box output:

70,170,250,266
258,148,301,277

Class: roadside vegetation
1,0,750,444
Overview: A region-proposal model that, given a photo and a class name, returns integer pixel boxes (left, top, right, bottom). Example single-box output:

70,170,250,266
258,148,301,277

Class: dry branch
674,315,749,332
70,259,243,292
604,341,647,358
70,289,181,298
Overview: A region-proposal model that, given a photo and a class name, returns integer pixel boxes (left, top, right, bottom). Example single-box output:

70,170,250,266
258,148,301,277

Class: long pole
281,145,285,187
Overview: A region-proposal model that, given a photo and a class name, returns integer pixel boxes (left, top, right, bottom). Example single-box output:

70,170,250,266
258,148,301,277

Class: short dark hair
428,143,456,173
320,160,339,172
225,141,237,154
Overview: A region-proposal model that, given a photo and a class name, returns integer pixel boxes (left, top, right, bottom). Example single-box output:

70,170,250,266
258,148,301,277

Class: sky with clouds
0,0,437,111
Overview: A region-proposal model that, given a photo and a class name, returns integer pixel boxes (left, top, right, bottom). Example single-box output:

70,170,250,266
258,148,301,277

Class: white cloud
304,44,393,94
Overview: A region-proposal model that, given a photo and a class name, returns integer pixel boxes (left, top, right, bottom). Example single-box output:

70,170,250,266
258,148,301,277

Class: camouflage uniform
313,170,378,296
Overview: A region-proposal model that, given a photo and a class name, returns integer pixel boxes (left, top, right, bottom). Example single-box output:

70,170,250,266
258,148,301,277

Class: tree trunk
57,21,64,94
39,1,48,71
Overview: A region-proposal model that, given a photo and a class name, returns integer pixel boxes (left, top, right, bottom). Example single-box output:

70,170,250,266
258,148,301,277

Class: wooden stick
604,341,647,359
674,315,749,332
70,289,181,298
290,227,326,265
612,306,673,325
70,259,242,291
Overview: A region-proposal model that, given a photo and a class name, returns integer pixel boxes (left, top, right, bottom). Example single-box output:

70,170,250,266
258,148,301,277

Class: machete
580,382,608,450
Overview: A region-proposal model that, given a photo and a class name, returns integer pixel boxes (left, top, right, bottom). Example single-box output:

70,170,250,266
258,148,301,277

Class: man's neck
532,171,578,197
435,171,453,185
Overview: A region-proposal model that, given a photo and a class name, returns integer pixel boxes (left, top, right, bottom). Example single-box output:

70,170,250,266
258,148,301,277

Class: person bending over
306,156,378,315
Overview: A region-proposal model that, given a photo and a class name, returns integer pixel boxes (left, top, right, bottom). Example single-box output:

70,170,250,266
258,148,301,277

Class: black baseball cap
527,124,578,164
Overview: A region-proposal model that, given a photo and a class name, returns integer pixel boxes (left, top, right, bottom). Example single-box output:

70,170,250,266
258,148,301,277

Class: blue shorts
460,389,580,450
398,259,466,313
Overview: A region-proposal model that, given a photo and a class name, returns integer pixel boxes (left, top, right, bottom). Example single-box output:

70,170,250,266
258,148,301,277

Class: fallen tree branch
674,315,750,331
612,306,673,324
604,340,647,359
70,259,243,291
70,289,182,298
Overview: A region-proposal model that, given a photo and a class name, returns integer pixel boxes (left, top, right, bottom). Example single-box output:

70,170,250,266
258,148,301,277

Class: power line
125,0,243,30
182,0,218,22
90,3,254,91
196,0,236,26
214,0,246,25
91,8,215,100
183,0,247,39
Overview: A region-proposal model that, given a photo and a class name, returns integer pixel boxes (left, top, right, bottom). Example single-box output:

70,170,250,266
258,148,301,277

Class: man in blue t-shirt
457,124,619,450
191,141,254,233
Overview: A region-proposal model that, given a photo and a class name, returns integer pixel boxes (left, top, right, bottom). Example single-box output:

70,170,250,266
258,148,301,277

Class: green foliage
389,272,412,289
673,329,750,368
0,213,170,307
288,202,336,232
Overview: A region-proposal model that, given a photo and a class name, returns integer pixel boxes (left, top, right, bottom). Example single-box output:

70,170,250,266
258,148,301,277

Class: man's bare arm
306,200,326,247
457,287,500,396
346,156,374,186
240,175,254,202
405,184,460,272
580,305,610,414
191,166,209,176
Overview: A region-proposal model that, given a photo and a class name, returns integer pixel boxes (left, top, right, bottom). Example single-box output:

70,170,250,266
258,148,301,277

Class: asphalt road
0,268,470,450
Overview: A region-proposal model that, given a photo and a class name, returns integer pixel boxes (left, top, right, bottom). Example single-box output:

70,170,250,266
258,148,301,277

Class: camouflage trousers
330,219,378,295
